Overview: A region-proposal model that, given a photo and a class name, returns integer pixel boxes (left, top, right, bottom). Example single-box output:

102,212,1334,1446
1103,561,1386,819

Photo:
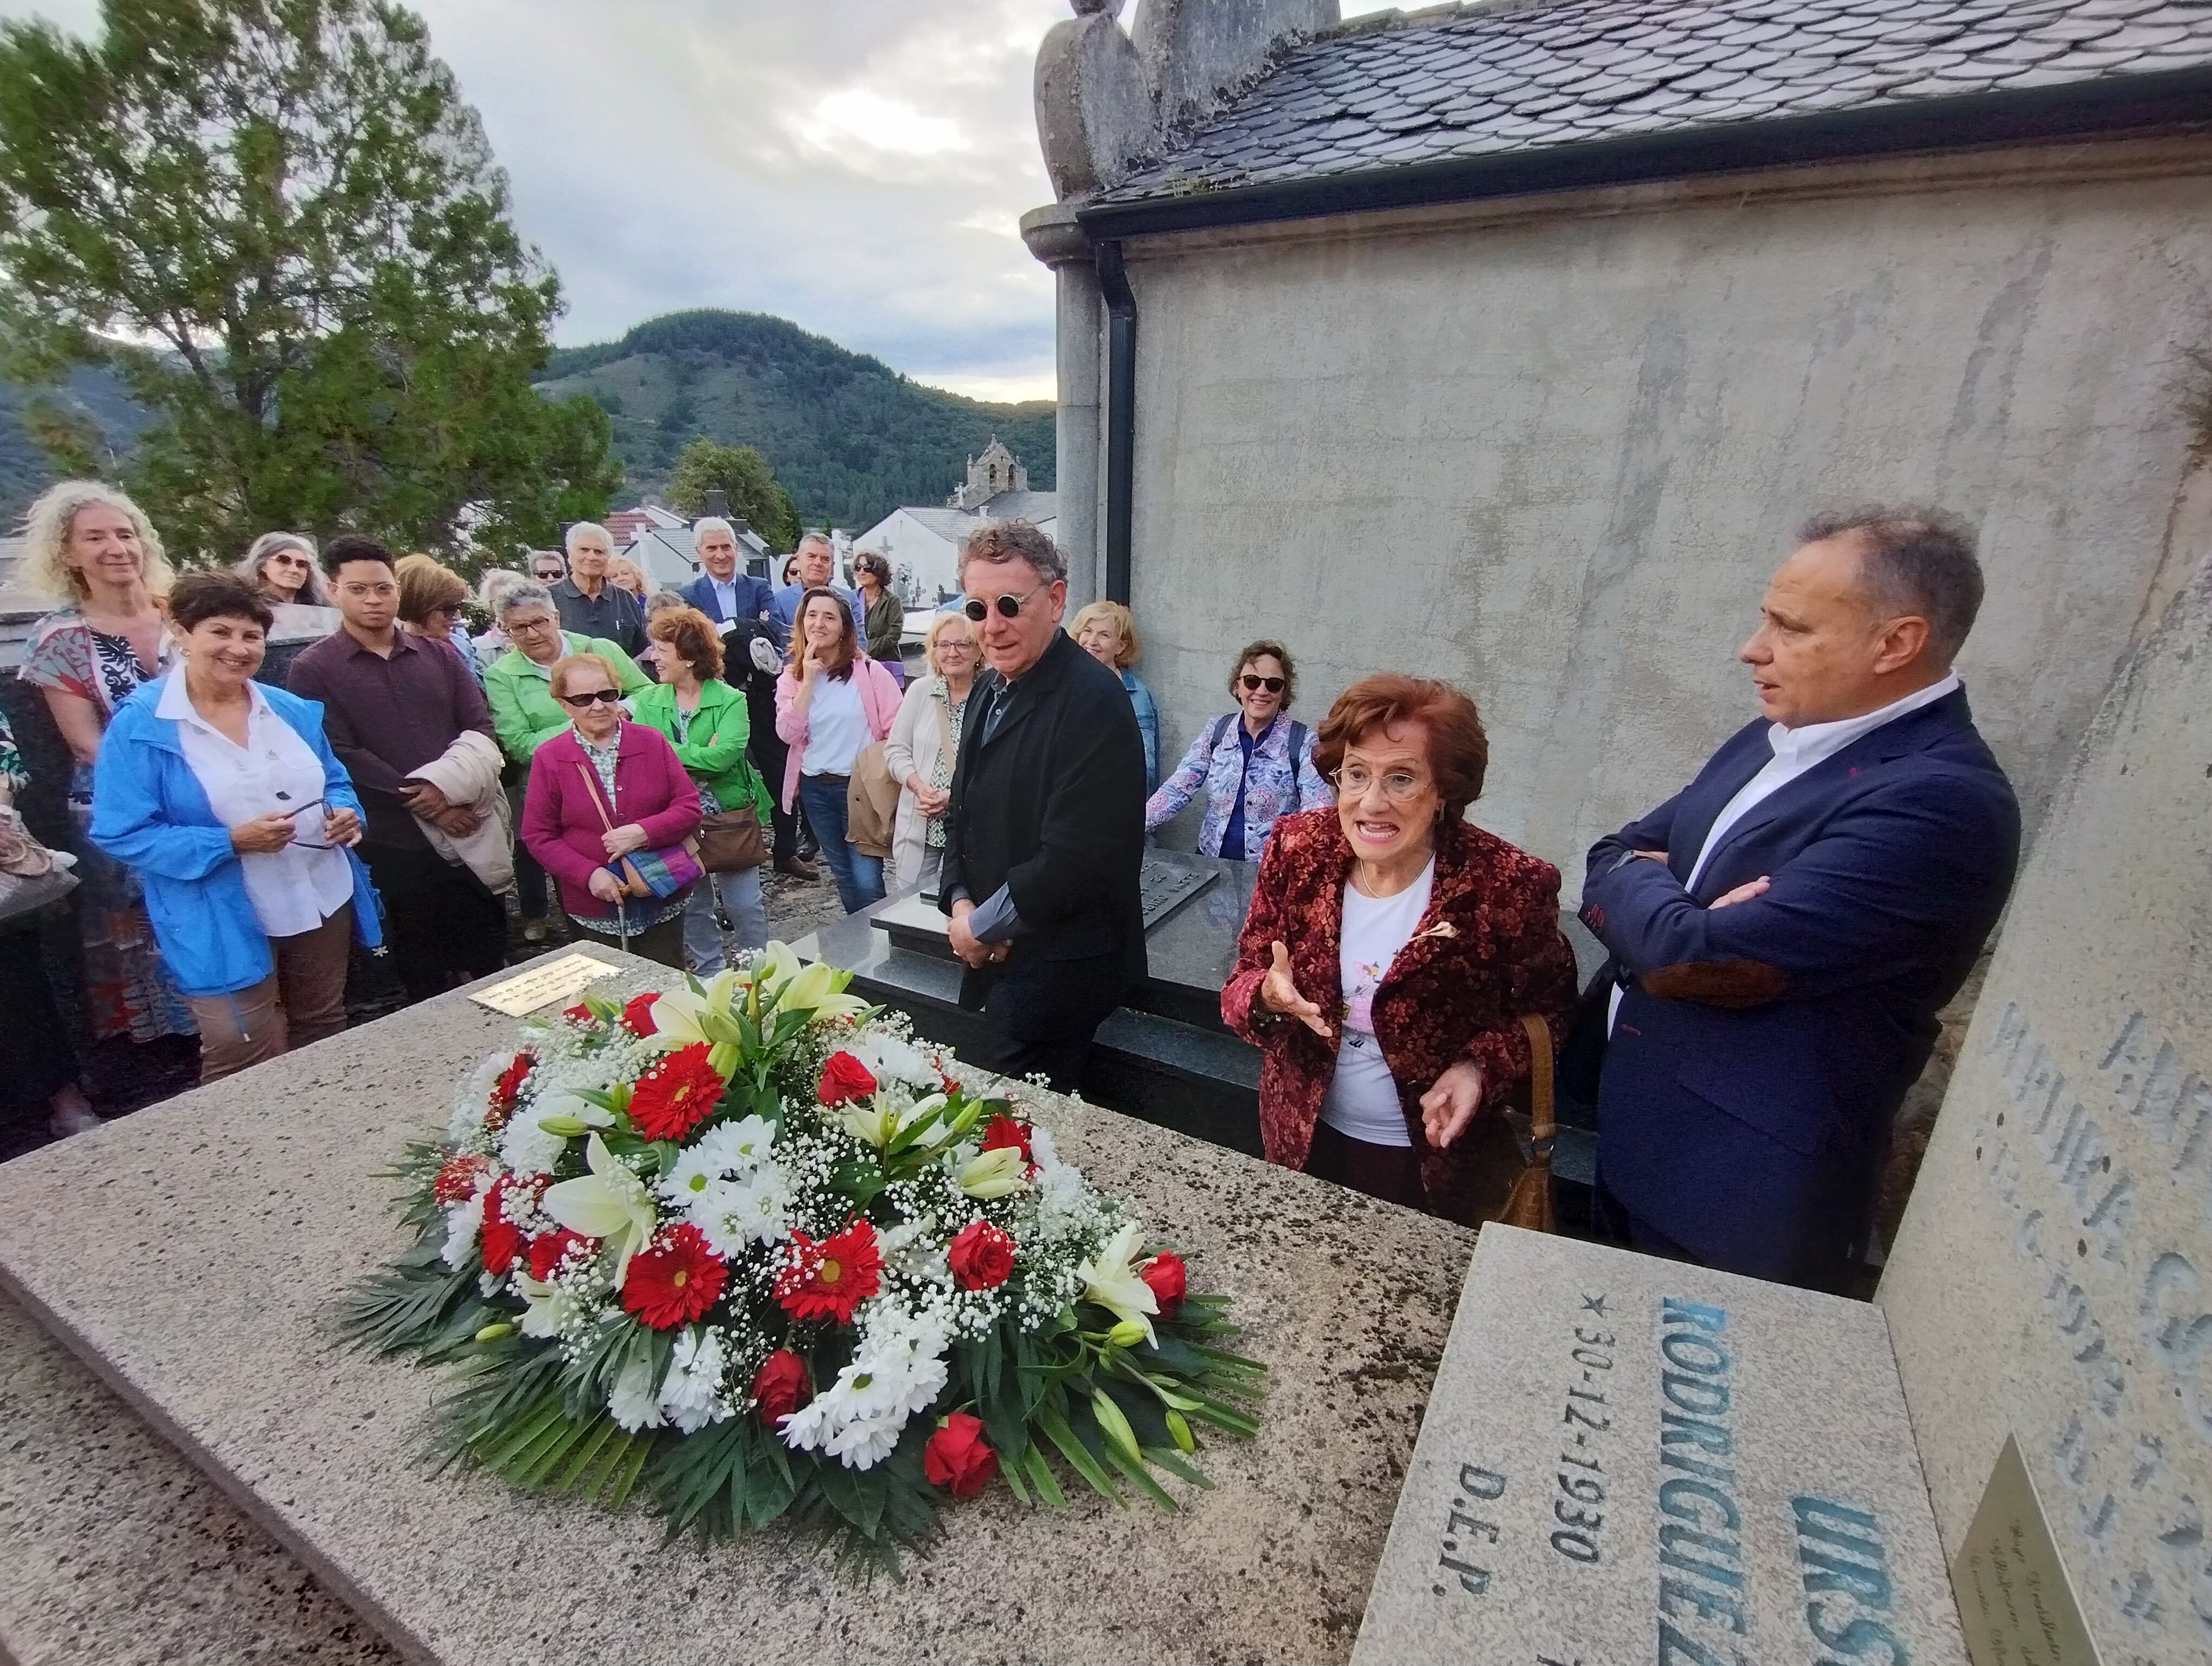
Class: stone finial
1134,0,1340,132
1035,6,1154,199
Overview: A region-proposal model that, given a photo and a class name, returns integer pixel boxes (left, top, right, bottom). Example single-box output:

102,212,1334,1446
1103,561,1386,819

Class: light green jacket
484,633,648,769
629,677,774,822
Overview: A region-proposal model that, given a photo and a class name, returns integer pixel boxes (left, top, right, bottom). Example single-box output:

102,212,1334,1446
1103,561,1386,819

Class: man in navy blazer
1580,508,2020,1293
680,517,775,628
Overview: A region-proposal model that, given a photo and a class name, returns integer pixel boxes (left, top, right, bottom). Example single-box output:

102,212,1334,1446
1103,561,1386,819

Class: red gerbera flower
432,1151,491,1206
621,1222,726,1330
773,1221,882,1325
486,1050,535,1130
619,991,660,1036
979,1113,1033,1167
626,1042,725,1141
527,1227,594,1281
480,1174,529,1274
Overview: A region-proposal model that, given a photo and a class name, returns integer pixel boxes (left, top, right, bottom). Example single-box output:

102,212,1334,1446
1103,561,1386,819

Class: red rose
947,1219,1015,1291
1139,1251,1187,1316
816,1050,878,1107
621,1222,726,1329
619,991,659,1036
773,1220,883,1325
923,1412,998,1498
432,1151,491,1206
978,1113,1033,1167
750,1349,810,1422
626,1042,726,1142
526,1227,591,1281
480,1174,526,1274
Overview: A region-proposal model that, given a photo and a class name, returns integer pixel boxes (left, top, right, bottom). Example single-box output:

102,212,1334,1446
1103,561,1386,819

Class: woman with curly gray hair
18,478,196,1045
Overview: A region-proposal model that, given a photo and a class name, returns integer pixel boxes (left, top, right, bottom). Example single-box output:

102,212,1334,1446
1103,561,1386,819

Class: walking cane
615,888,630,954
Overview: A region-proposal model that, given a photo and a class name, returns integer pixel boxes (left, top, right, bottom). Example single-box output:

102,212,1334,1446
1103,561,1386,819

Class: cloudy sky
1,1,1391,402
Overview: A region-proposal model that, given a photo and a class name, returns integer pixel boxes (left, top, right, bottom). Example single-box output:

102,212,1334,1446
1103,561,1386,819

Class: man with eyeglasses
286,534,509,1005
936,520,1147,1092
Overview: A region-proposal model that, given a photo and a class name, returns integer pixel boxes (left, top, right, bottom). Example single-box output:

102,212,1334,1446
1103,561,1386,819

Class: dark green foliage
0,0,621,561
535,309,1055,533
664,437,800,550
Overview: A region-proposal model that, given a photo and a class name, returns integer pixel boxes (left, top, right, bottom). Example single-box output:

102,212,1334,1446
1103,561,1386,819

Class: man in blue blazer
1579,508,2020,1293
679,517,775,628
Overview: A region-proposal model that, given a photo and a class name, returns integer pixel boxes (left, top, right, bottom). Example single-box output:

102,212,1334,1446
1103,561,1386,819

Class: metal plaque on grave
1353,1226,1967,1666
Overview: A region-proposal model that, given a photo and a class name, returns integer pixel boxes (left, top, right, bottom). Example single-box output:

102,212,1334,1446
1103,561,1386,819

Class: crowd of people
0,476,2018,1296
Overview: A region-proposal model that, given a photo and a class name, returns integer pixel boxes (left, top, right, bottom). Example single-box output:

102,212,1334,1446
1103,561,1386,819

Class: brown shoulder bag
1491,1013,1558,1233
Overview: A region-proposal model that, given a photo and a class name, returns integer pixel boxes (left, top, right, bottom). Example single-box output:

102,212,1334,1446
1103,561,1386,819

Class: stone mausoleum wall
1108,138,2212,883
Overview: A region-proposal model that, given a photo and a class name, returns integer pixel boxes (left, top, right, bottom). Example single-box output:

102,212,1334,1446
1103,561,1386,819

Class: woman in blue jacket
92,571,381,1083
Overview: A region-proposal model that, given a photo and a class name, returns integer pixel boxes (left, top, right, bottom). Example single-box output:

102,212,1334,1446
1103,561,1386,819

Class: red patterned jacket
1221,808,1579,1223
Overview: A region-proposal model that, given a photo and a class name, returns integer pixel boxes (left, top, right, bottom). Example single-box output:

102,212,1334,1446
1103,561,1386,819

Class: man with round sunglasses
937,520,1146,1092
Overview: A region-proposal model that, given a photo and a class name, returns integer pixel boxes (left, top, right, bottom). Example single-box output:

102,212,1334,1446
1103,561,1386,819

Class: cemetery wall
1103,136,2212,887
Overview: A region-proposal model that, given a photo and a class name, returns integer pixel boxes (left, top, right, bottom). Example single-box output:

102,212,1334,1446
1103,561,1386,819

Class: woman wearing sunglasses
395,554,485,687
1144,638,1330,861
773,586,902,913
1222,674,1578,1220
88,571,381,1084
234,530,330,608
518,653,702,969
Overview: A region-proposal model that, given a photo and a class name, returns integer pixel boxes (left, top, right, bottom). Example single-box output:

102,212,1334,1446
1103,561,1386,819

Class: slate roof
1098,0,2212,203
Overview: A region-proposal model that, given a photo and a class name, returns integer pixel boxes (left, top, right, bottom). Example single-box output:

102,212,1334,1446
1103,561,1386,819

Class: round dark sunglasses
560,688,625,708
1240,674,1286,694
962,580,1047,622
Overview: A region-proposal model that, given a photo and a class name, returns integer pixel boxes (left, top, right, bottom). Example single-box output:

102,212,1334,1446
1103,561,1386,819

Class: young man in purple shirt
286,535,507,1005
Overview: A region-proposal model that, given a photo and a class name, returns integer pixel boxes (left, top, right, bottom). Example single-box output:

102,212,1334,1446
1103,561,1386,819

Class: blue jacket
1121,669,1160,791
90,678,384,997
680,571,774,627
1579,687,2018,1290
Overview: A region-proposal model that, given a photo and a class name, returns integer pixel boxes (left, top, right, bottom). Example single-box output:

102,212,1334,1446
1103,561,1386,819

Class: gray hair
236,530,326,605
693,516,736,546
478,567,529,613
646,588,690,616
795,530,833,556
956,519,1066,587
564,521,613,555
1799,505,1984,665
495,580,559,623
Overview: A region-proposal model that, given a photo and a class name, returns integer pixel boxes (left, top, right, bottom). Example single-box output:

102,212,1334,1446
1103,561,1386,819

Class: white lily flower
839,1091,944,1149
541,1132,659,1279
777,956,870,1023
954,1145,1028,1200
514,1272,572,1340
646,967,743,1049
1077,1221,1159,1344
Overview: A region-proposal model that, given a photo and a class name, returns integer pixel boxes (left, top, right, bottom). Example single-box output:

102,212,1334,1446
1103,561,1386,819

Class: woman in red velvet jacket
1221,674,1577,1223
520,652,703,969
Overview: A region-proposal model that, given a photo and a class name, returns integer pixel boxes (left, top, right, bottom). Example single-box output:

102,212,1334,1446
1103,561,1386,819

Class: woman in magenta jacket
520,652,702,969
774,586,902,913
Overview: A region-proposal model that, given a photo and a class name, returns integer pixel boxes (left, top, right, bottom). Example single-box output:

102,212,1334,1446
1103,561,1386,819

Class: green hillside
536,310,1055,533
0,366,152,528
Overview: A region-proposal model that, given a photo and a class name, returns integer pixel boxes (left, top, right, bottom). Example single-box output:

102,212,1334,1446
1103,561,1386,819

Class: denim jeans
682,865,769,973
795,775,885,914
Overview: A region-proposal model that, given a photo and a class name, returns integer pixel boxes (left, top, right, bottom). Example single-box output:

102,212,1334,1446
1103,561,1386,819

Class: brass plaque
468,951,622,1017
1950,1436,2102,1666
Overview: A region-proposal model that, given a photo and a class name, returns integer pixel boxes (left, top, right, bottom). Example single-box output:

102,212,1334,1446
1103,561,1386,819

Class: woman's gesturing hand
229,810,297,854
1259,940,1329,1036
1419,1059,1486,1149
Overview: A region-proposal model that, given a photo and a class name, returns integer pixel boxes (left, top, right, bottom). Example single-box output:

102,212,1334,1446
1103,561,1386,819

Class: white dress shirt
1609,673,1961,1031
158,671,353,939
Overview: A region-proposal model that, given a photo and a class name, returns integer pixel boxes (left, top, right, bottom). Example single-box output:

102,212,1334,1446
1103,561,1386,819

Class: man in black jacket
940,521,1147,1090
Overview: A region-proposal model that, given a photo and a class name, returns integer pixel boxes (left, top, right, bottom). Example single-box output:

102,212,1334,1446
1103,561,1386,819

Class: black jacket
940,627,1147,995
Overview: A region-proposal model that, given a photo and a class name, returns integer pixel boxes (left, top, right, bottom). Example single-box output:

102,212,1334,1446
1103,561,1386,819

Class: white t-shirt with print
1318,859,1436,1149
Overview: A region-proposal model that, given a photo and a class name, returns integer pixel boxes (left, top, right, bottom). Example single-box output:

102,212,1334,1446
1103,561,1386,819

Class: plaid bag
611,841,702,900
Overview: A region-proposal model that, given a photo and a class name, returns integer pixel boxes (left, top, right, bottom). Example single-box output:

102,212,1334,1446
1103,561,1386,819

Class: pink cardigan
773,657,903,811
520,721,703,921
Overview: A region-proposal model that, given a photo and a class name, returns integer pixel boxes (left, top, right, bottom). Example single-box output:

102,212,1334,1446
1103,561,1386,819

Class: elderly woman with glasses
90,572,381,1083
235,531,329,607
883,610,979,894
1146,638,1329,862
518,652,701,970
1222,674,1577,1220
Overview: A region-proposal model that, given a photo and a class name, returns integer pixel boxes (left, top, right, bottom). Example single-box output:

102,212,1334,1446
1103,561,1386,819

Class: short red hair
1314,675,1490,820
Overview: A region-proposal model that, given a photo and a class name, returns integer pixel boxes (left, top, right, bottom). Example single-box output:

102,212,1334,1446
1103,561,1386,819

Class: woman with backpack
1146,639,1330,861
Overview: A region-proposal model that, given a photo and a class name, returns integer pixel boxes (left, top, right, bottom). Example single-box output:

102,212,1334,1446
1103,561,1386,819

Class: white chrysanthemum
498,1105,569,1178
689,1165,791,1259
439,1200,480,1270
607,1354,666,1433
1029,1125,1063,1172
698,1115,777,1170
658,1328,731,1435
822,1412,903,1470
846,1031,936,1093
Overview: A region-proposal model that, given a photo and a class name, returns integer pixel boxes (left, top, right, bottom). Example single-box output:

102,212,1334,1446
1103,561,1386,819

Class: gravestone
1353,1225,1966,1666
1877,559,2212,1665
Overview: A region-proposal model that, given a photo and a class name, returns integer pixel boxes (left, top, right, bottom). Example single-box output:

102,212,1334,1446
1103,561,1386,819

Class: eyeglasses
1332,765,1430,804
963,581,1048,622
272,795,342,849
560,688,625,708
435,602,465,619
1239,674,1286,694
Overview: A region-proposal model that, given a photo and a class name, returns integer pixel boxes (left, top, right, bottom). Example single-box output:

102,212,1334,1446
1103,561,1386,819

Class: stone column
1022,202,1104,608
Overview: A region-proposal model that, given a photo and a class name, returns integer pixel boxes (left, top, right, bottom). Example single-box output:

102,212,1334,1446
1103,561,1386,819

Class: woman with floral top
19,479,196,1044
1145,639,1331,862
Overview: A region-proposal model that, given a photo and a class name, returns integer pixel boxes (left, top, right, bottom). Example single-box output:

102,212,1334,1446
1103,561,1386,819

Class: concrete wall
1106,137,2212,886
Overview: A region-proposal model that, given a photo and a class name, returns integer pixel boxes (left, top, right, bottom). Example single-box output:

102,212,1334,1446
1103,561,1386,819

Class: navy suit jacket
1579,686,2019,1289
680,571,774,627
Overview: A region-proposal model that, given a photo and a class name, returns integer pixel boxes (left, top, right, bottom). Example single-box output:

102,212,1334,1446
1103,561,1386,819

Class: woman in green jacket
481,581,649,941
633,606,773,972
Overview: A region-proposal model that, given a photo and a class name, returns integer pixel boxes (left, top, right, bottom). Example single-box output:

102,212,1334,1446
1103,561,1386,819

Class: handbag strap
1519,1013,1555,1150
576,759,619,835
933,680,956,768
